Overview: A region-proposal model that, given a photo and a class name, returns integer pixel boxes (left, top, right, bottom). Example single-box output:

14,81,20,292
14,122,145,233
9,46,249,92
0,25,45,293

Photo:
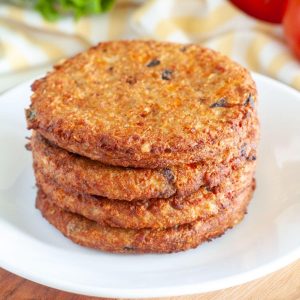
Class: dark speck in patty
162,69,173,80
147,59,160,67
210,98,227,108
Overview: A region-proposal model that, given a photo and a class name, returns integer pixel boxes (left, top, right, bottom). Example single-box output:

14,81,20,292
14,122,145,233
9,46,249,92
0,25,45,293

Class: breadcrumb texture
27,40,258,168
31,131,258,200
36,180,255,254
35,161,255,229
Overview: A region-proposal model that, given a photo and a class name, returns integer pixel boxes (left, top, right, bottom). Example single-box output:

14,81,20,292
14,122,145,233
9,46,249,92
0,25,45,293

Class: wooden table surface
1,260,300,300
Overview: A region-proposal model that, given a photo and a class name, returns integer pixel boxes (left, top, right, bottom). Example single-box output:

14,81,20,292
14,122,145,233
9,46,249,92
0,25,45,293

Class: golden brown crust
36,180,255,253
35,161,255,229
27,40,258,168
32,131,257,200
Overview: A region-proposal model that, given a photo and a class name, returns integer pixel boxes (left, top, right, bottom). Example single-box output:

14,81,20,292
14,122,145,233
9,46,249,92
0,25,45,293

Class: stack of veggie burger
26,40,259,253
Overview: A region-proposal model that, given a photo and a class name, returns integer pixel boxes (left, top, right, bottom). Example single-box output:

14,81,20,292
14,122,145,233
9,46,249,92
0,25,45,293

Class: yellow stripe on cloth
2,19,68,65
75,18,93,42
25,35,67,63
246,34,270,71
154,3,239,39
268,52,293,77
2,41,29,70
108,4,131,40
292,75,300,90
215,31,235,57
5,4,61,33
6,4,24,20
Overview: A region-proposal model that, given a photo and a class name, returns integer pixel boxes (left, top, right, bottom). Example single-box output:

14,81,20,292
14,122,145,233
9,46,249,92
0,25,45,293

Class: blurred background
0,0,299,92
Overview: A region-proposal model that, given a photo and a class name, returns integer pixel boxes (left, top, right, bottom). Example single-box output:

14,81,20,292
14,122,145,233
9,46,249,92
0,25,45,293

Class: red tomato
283,0,300,60
230,0,288,23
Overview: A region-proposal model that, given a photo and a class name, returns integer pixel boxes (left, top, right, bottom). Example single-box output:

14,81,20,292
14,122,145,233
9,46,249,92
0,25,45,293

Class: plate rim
0,72,299,298
1,246,300,298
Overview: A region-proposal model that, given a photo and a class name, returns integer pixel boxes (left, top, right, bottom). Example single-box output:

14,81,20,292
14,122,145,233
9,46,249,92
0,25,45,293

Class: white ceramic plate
0,73,299,298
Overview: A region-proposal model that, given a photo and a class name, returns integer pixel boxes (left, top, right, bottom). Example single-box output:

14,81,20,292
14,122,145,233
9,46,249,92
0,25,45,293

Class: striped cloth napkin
0,0,299,90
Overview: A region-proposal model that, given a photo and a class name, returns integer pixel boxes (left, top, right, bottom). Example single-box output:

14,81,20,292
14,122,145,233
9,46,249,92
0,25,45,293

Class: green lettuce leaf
11,0,116,21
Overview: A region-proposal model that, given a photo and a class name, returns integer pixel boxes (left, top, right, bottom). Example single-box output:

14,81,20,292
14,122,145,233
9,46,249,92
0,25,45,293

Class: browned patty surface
35,160,255,229
32,131,257,201
27,40,258,168
36,180,254,254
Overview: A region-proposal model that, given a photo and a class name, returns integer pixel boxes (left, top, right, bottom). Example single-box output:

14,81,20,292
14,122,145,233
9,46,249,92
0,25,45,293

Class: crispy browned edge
36,179,255,254
35,161,255,229
26,40,259,168
29,114,257,168
31,131,257,200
